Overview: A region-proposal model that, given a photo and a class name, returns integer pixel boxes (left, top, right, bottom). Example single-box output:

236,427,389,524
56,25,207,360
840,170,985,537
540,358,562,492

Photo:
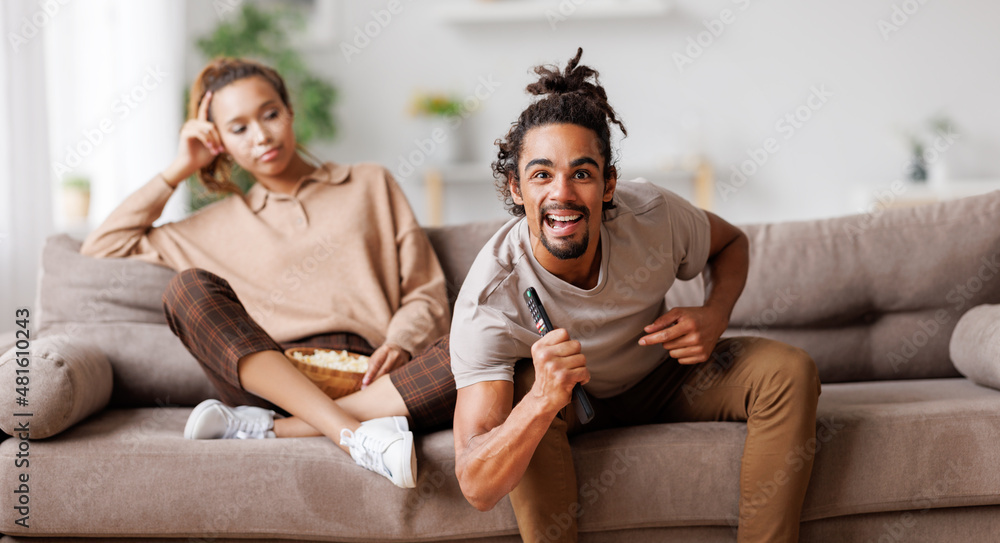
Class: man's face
511,123,616,261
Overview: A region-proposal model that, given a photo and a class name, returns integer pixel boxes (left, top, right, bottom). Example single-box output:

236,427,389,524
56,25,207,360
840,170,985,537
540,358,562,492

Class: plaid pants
162,268,455,430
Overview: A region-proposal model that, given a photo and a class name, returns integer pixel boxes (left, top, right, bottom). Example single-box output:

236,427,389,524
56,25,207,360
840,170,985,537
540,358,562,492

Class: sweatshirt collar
245,162,350,213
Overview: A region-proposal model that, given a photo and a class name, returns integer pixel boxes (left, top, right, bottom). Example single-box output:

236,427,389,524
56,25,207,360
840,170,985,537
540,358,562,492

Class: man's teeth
547,214,581,222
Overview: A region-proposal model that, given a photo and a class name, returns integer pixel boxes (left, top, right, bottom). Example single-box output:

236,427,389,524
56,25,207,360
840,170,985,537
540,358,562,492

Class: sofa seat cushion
0,408,520,540
2,379,999,539
803,378,1000,520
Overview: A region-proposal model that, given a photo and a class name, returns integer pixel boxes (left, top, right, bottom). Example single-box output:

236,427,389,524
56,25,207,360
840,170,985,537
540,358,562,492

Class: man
450,49,820,542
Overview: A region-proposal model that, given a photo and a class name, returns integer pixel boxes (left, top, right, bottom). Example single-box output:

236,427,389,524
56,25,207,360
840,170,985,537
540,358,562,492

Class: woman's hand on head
362,344,411,389
162,91,225,188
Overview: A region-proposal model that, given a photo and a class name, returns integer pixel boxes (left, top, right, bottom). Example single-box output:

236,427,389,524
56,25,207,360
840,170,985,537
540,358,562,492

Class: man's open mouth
543,212,584,235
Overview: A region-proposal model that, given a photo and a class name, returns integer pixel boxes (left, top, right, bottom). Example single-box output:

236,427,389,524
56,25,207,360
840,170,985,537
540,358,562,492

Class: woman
81,58,455,489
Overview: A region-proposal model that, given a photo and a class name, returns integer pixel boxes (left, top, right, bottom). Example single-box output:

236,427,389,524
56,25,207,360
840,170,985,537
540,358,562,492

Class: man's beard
538,204,590,260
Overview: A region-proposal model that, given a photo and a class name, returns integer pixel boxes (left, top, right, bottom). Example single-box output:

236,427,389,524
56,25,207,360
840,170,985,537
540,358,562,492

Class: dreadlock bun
525,48,626,137
492,48,627,217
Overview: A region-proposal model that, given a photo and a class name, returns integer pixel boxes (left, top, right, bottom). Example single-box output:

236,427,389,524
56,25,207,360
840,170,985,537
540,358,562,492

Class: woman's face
209,76,296,179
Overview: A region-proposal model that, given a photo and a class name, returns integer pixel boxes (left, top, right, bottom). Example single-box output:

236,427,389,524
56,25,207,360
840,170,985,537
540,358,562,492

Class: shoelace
225,412,270,440
341,429,391,477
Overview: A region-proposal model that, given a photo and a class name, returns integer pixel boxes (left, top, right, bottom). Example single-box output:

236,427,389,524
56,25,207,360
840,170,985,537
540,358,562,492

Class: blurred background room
2,0,999,327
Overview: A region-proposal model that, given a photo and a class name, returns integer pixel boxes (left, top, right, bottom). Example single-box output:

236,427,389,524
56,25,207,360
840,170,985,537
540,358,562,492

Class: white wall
180,0,1000,226
0,0,54,327
46,0,187,230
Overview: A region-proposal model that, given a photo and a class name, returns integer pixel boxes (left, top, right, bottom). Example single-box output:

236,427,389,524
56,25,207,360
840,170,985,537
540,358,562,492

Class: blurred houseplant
411,92,463,118
905,116,958,184
61,176,91,223
411,91,465,164
187,3,338,210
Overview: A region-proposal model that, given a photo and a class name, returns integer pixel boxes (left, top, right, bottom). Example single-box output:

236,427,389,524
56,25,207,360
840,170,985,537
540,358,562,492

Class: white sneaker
340,416,416,488
184,399,276,440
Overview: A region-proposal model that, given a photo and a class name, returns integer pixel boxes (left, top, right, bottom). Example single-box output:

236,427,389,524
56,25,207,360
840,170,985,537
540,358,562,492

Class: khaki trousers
509,337,821,543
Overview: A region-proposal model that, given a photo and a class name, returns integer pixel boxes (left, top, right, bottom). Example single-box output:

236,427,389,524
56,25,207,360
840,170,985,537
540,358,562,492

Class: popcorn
288,349,369,373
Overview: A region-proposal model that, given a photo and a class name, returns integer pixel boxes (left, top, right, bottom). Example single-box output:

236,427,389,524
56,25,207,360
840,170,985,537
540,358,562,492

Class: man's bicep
454,380,514,455
705,211,744,258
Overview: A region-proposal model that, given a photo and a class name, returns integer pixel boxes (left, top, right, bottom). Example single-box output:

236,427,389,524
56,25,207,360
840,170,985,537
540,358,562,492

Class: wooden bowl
284,348,368,400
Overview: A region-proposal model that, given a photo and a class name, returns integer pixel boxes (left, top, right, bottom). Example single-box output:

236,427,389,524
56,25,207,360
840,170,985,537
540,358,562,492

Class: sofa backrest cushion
425,219,510,309
665,191,1000,382
428,193,1000,383
38,190,1000,407
38,235,217,407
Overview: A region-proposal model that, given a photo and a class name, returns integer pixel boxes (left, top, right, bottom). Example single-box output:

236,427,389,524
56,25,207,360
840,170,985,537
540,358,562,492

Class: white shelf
850,179,1000,212
422,158,714,226
424,162,698,184
436,0,673,24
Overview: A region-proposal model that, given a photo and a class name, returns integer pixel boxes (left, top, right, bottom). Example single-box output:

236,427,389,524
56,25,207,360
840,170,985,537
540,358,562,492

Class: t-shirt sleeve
658,188,712,281
450,300,518,389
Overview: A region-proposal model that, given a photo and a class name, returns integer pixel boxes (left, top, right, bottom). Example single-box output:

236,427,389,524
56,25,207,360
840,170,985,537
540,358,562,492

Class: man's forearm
456,394,557,511
703,232,749,320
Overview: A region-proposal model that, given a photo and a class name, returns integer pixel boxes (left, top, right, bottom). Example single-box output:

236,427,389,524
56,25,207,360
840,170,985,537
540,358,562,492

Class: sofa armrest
950,304,1000,390
0,335,113,439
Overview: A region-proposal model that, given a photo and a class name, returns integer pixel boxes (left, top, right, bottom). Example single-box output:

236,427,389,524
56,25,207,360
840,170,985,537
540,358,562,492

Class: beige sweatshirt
80,161,450,354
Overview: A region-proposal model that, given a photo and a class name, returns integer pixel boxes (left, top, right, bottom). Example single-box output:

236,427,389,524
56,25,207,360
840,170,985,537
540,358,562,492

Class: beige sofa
2,192,1000,542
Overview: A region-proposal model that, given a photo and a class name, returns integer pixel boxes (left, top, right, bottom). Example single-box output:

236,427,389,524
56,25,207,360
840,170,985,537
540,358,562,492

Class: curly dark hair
493,47,628,217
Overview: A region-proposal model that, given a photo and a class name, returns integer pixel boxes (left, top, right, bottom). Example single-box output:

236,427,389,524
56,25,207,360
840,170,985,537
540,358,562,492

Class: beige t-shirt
450,178,712,398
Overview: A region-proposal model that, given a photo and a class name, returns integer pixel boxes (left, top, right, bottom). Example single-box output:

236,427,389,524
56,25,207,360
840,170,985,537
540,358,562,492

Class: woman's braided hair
493,48,627,217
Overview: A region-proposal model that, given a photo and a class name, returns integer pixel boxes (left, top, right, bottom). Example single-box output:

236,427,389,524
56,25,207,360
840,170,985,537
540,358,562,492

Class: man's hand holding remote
528,328,590,414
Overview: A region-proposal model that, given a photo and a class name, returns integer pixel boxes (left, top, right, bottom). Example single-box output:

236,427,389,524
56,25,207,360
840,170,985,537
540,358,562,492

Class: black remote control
524,287,595,424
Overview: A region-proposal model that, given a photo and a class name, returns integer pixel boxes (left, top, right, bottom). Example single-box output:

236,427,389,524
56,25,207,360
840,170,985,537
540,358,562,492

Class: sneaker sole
184,399,223,439
399,430,416,489
390,416,416,488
